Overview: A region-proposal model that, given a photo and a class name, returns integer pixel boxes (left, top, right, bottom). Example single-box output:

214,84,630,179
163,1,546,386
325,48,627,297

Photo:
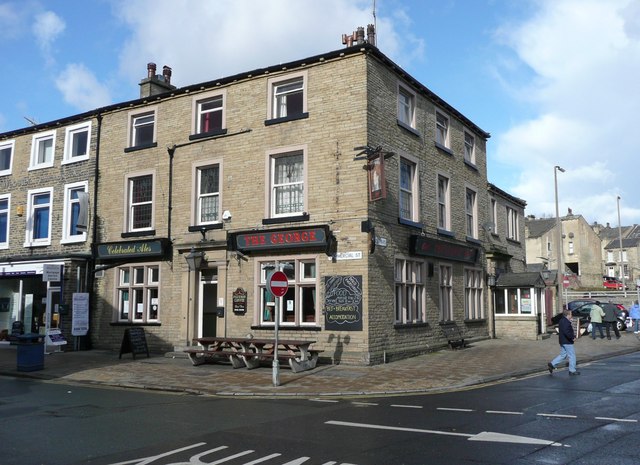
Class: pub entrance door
198,269,218,338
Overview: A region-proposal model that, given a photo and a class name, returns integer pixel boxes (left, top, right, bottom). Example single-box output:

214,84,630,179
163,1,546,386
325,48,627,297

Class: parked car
571,301,628,332
603,276,628,290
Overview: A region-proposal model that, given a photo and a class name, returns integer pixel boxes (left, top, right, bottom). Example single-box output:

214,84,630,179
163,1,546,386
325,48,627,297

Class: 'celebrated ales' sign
95,239,168,260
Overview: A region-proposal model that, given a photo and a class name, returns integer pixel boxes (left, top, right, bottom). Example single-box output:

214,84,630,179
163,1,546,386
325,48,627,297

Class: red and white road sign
563,278,570,288
268,271,289,297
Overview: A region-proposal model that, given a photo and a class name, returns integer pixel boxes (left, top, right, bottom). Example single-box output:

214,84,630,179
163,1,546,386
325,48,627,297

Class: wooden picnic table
184,336,322,372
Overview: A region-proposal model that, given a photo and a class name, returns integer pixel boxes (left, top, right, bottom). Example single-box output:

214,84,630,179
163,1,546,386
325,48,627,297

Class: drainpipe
167,145,175,243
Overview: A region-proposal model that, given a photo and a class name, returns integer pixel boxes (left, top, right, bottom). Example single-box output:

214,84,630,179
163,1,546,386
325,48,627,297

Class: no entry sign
268,271,289,297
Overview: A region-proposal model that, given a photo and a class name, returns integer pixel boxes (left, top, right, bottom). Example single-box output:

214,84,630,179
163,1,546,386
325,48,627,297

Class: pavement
1,331,639,398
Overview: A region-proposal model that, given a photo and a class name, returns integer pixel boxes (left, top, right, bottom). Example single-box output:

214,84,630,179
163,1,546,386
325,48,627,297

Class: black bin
16,333,45,372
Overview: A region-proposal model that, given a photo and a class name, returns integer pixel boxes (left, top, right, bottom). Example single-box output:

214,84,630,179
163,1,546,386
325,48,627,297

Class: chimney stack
366,24,376,46
139,62,176,98
356,26,365,44
342,25,376,48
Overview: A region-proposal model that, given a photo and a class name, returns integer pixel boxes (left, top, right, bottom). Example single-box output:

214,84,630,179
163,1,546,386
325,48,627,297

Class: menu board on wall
324,275,363,331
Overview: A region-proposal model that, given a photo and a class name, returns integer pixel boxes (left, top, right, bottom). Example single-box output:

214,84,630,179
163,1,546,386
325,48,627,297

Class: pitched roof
495,272,546,288
525,218,556,238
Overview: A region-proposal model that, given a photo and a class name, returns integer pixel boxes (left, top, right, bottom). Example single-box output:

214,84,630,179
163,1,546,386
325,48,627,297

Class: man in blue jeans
548,308,580,375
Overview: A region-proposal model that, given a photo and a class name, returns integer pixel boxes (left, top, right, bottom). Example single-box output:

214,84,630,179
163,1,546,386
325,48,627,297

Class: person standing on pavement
629,300,640,334
548,308,580,376
602,302,621,340
589,302,605,340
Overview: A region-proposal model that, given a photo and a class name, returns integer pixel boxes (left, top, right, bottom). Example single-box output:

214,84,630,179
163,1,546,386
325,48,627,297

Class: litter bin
16,333,45,372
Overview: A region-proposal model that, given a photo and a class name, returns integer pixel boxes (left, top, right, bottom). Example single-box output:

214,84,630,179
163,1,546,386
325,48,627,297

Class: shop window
0,194,9,249
257,258,317,326
495,288,534,315
269,149,305,217
464,269,483,320
29,130,56,170
395,258,425,324
0,140,14,176
116,264,160,322
63,121,91,163
439,264,453,321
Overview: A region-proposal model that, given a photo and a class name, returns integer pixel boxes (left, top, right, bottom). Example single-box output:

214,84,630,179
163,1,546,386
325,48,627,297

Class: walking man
548,308,580,376
589,302,605,340
603,302,621,340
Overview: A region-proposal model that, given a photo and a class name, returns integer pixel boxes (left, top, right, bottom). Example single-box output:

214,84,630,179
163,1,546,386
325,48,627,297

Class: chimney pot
147,62,157,79
162,65,172,85
356,26,365,44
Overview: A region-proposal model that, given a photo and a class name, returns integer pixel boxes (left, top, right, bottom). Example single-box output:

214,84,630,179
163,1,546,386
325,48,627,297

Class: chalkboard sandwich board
119,327,150,359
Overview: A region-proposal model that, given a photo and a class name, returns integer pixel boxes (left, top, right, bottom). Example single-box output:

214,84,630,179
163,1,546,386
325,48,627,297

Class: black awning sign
410,236,479,264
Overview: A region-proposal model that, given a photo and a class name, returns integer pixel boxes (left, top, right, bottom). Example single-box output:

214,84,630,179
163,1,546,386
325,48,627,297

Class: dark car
571,302,628,332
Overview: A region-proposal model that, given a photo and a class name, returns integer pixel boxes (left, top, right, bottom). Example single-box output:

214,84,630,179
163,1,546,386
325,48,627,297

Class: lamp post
617,196,626,296
554,165,565,315
184,247,204,345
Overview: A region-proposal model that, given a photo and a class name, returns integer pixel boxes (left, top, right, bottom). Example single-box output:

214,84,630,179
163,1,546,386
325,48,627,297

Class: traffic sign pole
268,271,289,387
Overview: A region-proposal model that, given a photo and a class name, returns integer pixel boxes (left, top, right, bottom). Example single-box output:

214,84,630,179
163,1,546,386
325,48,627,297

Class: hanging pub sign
233,225,333,254
324,275,363,331
410,236,479,264
232,287,247,314
368,151,386,201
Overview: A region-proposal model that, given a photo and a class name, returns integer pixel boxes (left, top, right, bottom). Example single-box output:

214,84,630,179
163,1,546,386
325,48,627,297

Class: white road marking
391,404,423,409
244,454,282,464
309,398,340,403
326,420,565,446
109,442,210,465
537,413,577,419
486,410,524,415
595,417,638,423
437,407,474,412
351,402,378,406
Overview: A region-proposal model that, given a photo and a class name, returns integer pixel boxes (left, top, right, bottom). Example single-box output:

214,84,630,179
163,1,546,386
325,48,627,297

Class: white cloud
55,63,112,111
32,10,65,65
493,0,640,226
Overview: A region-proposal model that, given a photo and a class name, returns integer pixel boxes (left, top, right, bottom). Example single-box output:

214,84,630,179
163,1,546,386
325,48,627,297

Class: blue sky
1,0,639,226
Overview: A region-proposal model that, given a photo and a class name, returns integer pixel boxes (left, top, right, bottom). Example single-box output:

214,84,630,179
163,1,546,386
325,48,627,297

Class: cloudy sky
1,0,639,227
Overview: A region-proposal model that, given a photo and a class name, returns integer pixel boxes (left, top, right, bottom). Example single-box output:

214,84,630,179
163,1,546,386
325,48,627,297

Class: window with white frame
506,206,519,240
464,131,475,164
439,264,453,321
127,174,153,231
395,258,425,324
29,130,56,169
437,174,450,230
129,111,155,148
0,140,14,176
568,241,574,255
436,111,449,148
607,250,614,262
25,188,53,246
495,288,533,314
195,94,224,135
196,164,220,224
269,74,306,120
0,194,9,249
464,269,483,320
620,250,628,262
399,157,418,221
465,188,477,238
62,182,88,243
63,121,91,163
116,264,160,322
397,85,416,128
270,150,304,217
257,258,317,326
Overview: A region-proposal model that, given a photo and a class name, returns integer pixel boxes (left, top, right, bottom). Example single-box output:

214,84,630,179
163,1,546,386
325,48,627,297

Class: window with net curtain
273,79,303,118
198,165,219,223
272,152,303,216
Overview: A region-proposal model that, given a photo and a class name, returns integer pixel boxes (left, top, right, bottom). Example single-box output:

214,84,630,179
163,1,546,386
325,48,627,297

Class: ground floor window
116,264,160,322
258,256,317,326
439,264,453,321
494,287,534,315
464,268,484,320
395,258,425,324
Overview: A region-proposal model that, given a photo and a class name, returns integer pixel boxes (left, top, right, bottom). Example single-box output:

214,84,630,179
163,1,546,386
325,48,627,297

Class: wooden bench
183,348,245,368
440,324,465,350
236,349,324,373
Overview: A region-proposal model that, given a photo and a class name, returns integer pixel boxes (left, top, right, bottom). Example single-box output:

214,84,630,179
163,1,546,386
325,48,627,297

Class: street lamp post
617,196,626,296
554,165,565,315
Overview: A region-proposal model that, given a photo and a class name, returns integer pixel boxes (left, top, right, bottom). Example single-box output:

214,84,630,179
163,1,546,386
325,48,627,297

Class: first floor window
116,264,160,322
258,258,317,326
26,188,52,245
439,264,453,321
507,206,519,240
62,182,88,242
464,269,483,320
395,258,425,324
465,188,477,238
197,165,220,224
437,175,450,230
399,158,417,221
271,151,304,216
128,174,153,231
0,195,8,248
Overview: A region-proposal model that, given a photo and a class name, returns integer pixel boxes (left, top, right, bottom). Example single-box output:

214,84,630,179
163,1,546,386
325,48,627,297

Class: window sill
506,238,521,245
23,241,51,248
124,142,158,153
110,322,162,326
188,128,228,141
434,142,454,156
393,322,428,329
264,112,309,126
121,230,156,238
28,163,54,171
60,237,87,245
466,236,481,245
262,213,309,225
437,228,455,238
62,156,90,165
463,318,486,324
188,223,223,232
396,120,421,137
250,325,321,331
463,159,478,171
398,217,424,229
